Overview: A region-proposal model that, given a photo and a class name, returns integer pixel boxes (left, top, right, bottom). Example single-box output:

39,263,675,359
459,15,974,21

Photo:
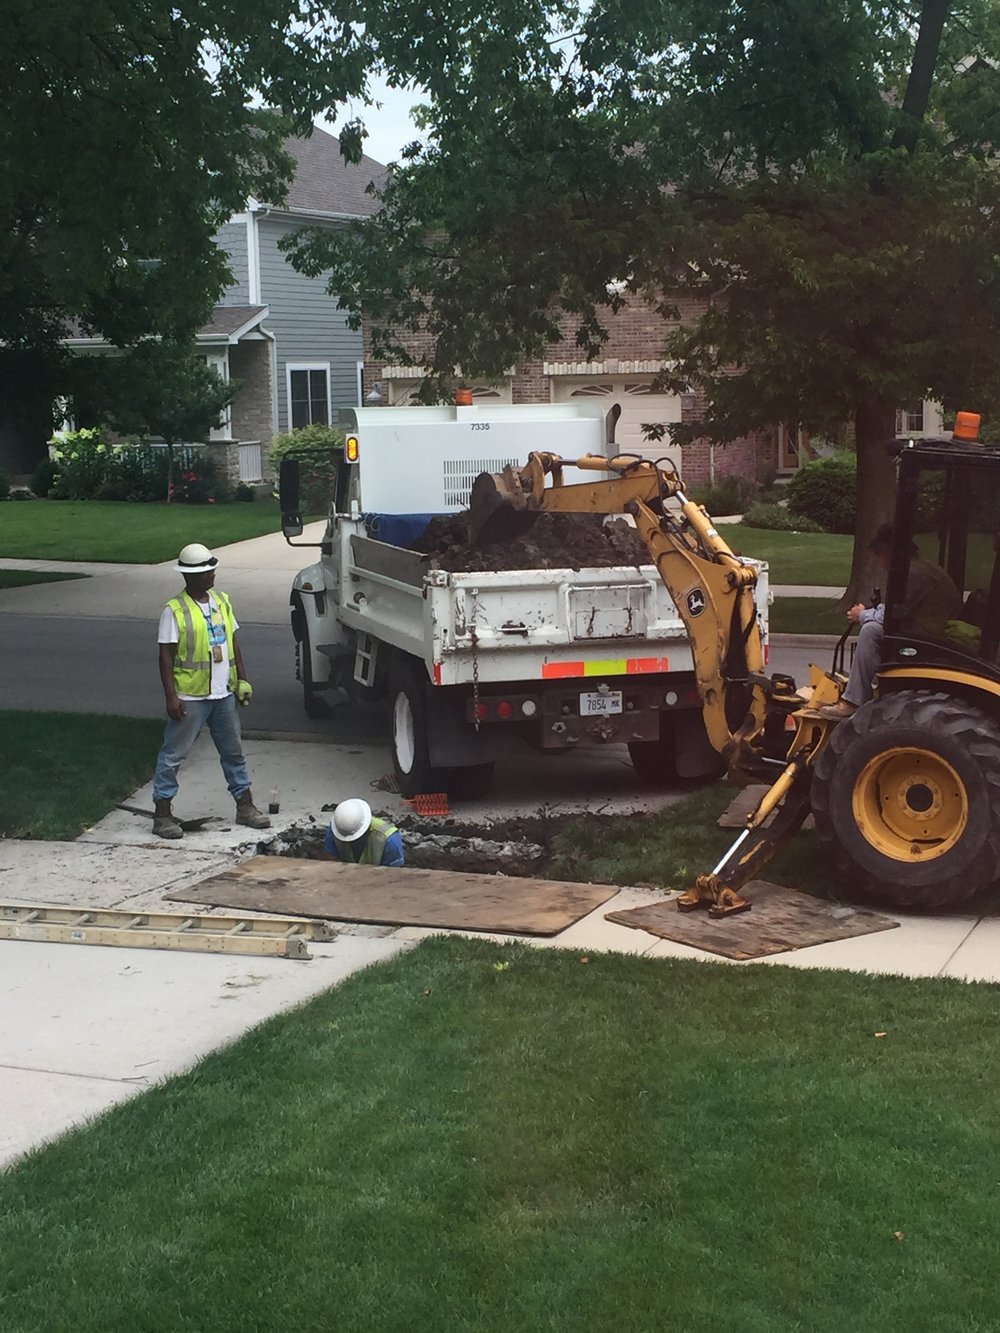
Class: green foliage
234,483,256,502
47,428,229,504
0,469,9,501
689,474,759,516
742,501,824,534
786,454,858,534
2,4,379,402
269,424,344,513
30,455,58,498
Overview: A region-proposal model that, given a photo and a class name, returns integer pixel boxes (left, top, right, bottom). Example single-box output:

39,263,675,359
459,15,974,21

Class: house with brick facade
49,128,385,486
365,298,943,488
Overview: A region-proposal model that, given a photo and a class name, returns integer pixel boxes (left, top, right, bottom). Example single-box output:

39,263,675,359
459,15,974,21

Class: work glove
236,679,254,707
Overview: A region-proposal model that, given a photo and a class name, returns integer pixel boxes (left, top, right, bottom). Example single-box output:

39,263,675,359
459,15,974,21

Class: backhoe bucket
468,468,536,545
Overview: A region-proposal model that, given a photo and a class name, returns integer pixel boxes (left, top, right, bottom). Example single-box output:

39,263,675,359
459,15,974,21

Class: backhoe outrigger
469,451,846,916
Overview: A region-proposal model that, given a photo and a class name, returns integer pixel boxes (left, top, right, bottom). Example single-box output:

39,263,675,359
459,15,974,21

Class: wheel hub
853,747,968,862
393,691,416,774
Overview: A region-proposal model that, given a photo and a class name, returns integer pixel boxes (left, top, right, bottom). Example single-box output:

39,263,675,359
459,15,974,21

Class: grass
0,710,162,839
769,595,847,635
3,934,1000,1331
719,523,851,585
725,522,1000,593
0,499,287,563
0,569,91,589
551,783,847,899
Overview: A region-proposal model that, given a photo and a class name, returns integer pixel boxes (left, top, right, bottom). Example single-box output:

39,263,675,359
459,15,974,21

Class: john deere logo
686,589,707,617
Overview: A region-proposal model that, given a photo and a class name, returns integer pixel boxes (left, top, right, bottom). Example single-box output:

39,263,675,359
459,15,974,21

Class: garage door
552,378,682,461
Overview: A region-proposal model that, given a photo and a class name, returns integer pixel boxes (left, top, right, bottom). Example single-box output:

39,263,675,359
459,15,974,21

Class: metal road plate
579,690,623,716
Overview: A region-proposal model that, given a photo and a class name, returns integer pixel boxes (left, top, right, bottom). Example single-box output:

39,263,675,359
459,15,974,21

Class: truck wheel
292,598,333,720
390,664,446,797
810,691,1000,909
628,738,676,786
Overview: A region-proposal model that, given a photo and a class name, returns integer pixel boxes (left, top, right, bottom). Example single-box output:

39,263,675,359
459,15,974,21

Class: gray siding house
49,128,383,484
216,129,386,458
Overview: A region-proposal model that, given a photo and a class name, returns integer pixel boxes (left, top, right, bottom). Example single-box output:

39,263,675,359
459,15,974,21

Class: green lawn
3,935,1000,1331
770,595,847,636
0,569,90,589
0,711,162,838
719,523,851,586
0,499,288,563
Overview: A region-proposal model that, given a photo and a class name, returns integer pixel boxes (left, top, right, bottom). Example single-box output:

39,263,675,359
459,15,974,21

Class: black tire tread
811,691,1000,909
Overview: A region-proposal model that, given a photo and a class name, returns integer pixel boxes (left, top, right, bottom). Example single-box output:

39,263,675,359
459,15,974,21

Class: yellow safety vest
166,590,238,697
336,818,398,865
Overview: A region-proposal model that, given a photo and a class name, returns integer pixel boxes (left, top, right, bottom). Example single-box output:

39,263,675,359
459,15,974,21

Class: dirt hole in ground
261,811,601,880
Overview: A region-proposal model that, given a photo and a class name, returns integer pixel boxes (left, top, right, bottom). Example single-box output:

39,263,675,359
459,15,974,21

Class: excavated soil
265,811,589,879
411,512,650,573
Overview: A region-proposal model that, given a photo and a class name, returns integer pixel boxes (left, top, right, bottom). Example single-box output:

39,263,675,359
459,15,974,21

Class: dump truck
279,402,769,800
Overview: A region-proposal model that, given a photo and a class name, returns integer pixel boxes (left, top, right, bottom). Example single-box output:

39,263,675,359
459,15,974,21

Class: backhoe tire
389,661,446,798
810,691,1000,909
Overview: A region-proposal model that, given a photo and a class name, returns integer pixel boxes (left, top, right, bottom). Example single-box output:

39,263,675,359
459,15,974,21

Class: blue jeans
152,694,251,802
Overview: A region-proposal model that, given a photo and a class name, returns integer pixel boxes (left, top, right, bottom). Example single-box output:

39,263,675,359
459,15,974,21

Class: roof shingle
276,127,386,217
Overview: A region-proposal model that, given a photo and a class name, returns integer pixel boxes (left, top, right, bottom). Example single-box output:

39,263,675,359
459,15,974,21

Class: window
897,405,925,435
287,364,330,429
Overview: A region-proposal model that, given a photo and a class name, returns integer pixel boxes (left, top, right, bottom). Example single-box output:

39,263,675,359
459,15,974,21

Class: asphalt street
1,609,823,746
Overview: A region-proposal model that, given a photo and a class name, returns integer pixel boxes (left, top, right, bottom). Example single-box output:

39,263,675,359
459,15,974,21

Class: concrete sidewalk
3,733,1000,1171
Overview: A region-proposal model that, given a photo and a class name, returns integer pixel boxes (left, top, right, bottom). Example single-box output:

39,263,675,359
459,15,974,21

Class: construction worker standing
325,800,405,865
152,542,271,839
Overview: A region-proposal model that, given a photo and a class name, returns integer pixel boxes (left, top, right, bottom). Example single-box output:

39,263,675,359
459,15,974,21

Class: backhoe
469,414,1000,915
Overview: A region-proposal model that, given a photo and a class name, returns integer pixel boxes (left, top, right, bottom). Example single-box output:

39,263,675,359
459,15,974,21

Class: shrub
30,456,58,497
234,483,256,502
95,438,169,502
0,469,9,500
269,423,344,514
742,501,824,533
689,473,759,516
170,452,233,505
48,428,109,499
786,453,856,533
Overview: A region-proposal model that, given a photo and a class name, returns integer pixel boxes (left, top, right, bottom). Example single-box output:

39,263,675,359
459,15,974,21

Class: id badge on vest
204,603,226,663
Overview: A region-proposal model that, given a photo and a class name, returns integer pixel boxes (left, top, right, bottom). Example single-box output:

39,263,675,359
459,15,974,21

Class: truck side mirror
279,458,303,538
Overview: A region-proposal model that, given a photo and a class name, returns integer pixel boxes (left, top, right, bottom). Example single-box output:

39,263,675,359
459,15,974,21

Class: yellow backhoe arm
471,452,769,766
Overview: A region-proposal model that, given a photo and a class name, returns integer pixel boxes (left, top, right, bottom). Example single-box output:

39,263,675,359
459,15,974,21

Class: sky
319,74,427,167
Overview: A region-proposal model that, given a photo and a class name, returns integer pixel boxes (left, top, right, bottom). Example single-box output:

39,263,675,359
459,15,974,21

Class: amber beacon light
953,411,981,441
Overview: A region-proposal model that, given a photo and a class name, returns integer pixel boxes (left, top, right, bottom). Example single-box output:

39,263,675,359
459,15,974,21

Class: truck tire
628,737,676,786
810,691,1000,909
292,598,333,720
390,663,446,797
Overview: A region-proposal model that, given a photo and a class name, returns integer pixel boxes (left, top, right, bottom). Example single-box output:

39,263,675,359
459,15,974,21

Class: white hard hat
174,542,218,574
330,799,373,843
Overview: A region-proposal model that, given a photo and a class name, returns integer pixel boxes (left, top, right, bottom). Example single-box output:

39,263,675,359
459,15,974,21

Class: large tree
289,0,1000,599
2,1,373,442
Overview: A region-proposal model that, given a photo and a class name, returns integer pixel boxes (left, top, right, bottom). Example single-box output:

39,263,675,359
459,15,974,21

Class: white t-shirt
158,592,239,701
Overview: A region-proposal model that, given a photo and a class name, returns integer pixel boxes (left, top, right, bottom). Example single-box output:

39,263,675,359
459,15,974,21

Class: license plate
579,690,623,716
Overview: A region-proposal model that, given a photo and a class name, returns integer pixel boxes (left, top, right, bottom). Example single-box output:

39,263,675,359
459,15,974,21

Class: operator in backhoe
325,800,405,866
820,523,962,721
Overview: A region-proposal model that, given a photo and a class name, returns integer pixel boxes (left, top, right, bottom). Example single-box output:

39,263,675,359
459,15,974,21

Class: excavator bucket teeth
468,470,537,546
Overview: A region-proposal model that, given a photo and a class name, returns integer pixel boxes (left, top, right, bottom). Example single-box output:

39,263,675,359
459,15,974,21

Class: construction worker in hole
325,799,405,866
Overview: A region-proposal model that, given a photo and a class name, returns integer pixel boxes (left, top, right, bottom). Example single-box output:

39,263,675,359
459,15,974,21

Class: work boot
235,790,271,829
152,798,183,840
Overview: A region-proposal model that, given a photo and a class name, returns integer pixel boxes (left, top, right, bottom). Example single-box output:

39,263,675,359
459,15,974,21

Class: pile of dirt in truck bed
411,512,650,572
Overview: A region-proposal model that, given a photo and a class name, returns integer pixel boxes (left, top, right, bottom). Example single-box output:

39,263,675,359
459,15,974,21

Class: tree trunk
166,441,174,504
843,400,898,606
893,0,951,153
